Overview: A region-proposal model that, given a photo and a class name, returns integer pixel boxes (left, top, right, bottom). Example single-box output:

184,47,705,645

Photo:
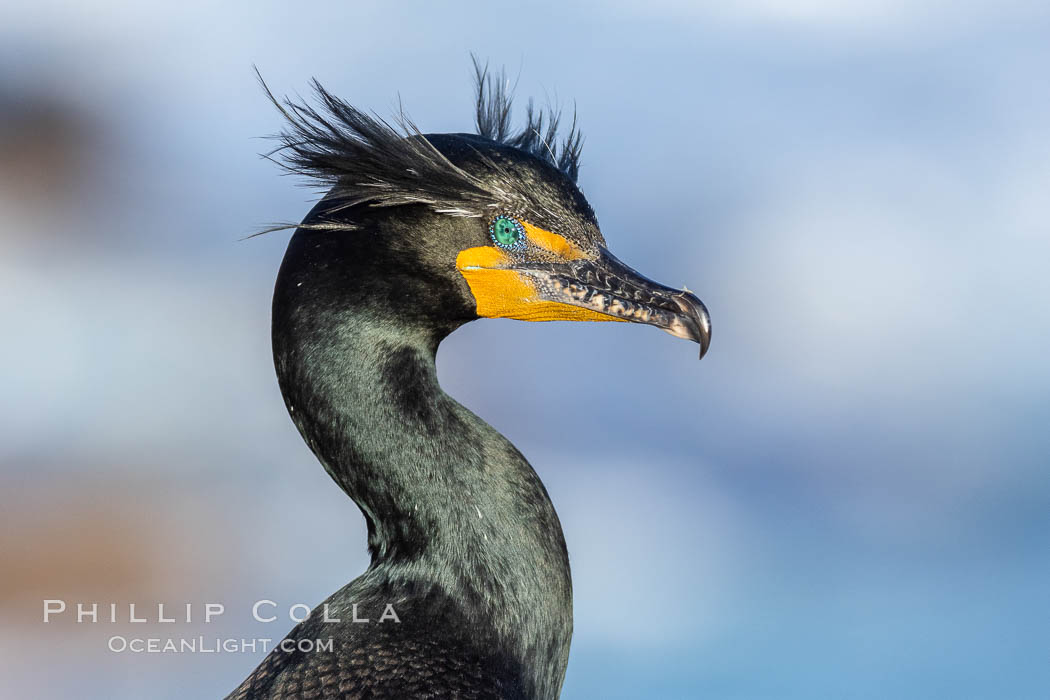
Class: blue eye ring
489,215,527,251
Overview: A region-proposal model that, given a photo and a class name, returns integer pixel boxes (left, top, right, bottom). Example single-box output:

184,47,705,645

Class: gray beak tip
671,292,711,360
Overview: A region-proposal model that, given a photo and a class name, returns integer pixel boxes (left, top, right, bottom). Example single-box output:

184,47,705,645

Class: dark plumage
471,58,583,182
229,63,710,700
255,60,582,235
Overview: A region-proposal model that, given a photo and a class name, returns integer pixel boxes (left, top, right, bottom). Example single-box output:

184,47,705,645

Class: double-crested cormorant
228,64,711,699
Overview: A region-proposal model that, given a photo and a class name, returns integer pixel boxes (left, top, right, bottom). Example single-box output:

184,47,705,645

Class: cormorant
228,63,711,700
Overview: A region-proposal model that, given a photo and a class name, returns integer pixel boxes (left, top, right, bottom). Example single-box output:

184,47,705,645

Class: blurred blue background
2,1,1047,698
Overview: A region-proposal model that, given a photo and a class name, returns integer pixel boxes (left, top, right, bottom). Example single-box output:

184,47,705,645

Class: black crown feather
471,57,583,182
254,60,584,234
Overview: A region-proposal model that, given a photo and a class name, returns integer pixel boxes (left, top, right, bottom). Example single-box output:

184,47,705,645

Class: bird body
229,65,709,699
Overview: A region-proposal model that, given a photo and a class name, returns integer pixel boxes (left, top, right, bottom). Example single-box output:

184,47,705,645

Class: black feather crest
255,68,502,234
253,61,583,236
472,57,583,182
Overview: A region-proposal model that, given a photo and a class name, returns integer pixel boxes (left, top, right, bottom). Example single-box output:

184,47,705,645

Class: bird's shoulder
225,579,528,700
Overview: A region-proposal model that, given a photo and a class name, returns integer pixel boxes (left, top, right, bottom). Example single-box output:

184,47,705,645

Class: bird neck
271,244,572,697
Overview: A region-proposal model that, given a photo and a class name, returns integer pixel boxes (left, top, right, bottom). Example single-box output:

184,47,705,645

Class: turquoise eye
489,215,526,250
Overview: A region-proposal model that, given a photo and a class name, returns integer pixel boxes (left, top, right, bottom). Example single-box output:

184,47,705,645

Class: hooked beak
457,243,712,359
520,247,711,359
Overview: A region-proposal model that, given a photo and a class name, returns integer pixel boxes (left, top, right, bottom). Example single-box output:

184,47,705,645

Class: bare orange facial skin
519,221,588,260
456,222,624,323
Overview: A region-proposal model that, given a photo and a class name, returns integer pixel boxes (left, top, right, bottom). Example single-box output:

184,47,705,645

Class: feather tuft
471,57,583,182
252,59,585,237
255,66,496,222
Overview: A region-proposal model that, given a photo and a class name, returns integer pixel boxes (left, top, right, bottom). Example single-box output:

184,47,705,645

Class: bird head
262,64,710,358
